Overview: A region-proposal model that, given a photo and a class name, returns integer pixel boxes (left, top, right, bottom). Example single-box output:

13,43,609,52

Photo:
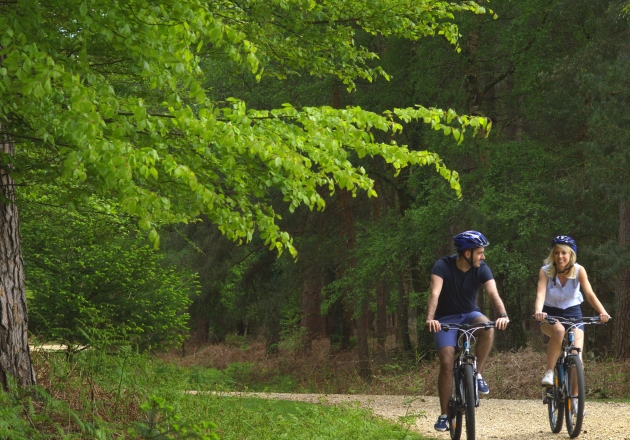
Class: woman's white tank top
542,263,584,309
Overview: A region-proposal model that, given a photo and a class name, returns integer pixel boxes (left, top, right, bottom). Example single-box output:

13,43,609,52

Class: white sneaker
541,369,554,386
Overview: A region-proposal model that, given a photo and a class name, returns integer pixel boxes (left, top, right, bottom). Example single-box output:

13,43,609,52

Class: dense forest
2,0,630,388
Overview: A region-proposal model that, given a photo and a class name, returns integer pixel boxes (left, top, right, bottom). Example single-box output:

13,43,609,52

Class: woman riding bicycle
533,236,610,390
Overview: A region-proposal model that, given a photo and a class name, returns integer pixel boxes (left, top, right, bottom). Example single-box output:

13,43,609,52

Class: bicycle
441,321,495,440
538,316,609,438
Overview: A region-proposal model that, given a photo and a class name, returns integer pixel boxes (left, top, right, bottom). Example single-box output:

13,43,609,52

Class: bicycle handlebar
533,315,611,326
441,321,496,332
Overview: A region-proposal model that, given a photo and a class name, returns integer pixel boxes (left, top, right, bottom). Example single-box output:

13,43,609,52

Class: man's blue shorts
434,311,485,350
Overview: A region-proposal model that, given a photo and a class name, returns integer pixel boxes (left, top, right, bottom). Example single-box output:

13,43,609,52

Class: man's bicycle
538,316,609,438
441,321,495,440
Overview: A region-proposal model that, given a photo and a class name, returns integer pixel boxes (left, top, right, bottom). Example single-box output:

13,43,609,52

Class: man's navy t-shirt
431,255,494,319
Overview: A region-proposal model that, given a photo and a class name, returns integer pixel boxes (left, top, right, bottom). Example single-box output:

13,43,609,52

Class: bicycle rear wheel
547,364,564,433
565,355,585,438
449,370,463,440
463,364,476,440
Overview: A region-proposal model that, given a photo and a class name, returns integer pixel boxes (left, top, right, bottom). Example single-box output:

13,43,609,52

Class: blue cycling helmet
551,235,577,254
453,230,490,252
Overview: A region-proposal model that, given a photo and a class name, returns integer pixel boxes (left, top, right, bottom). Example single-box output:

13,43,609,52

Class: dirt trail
211,392,630,440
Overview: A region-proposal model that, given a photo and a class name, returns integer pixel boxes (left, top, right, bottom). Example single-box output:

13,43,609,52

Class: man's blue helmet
551,235,577,254
453,230,489,252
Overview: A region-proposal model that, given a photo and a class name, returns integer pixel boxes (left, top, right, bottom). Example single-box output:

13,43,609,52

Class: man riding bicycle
426,230,510,432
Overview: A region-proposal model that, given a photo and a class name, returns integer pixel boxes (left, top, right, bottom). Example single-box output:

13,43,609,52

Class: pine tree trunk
0,130,36,388
300,266,323,350
375,281,387,351
372,179,387,351
397,268,412,353
341,189,371,378
615,200,630,358
355,302,371,381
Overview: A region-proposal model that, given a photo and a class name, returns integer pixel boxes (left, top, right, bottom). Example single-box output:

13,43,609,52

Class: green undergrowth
179,395,425,440
13,348,430,439
187,363,299,393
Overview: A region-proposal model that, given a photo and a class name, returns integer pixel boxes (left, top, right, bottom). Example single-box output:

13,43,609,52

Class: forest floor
208,391,630,440
168,337,630,439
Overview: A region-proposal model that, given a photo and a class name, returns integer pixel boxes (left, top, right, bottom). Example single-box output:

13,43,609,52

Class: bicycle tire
547,364,564,433
463,364,476,440
449,368,463,440
565,355,585,438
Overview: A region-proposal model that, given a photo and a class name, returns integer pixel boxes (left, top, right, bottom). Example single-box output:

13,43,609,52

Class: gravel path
213,392,630,439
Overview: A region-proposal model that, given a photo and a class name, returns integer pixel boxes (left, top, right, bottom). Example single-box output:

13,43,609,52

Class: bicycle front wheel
463,364,476,440
547,364,564,433
565,355,585,438
449,366,463,440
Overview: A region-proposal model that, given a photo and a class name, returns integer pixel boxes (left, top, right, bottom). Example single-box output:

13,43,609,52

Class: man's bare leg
437,346,455,414
473,316,494,374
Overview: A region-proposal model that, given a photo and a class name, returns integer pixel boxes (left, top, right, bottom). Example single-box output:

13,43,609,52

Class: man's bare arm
483,279,509,330
426,274,444,333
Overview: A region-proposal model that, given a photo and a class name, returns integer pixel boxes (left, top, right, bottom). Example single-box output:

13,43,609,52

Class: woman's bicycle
538,316,609,438
441,321,495,440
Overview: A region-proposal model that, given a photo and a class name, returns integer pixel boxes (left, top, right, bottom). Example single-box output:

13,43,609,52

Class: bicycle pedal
542,387,551,403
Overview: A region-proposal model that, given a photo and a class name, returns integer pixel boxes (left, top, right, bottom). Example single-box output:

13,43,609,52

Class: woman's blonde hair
543,244,577,279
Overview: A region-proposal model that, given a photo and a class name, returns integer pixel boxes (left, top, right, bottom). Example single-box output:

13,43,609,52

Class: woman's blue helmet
551,235,577,254
453,230,490,252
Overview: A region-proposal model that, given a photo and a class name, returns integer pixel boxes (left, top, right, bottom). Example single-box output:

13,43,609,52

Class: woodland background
7,0,630,385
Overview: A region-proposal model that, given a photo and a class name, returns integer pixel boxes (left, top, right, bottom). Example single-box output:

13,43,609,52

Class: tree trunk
333,83,370,376
341,189,371,378
264,304,282,356
375,281,387,351
410,255,432,358
615,200,630,358
372,179,387,351
300,266,323,350
397,266,413,354
0,129,36,388
355,302,371,381
464,16,482,116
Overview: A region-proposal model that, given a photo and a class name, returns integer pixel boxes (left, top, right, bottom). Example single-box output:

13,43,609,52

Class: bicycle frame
444,322,492,402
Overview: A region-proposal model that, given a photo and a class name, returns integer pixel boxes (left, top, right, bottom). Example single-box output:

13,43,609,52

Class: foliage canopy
0,0,491,257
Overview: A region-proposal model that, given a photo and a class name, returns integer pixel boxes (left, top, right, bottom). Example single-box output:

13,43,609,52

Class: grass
21,346,435,439
12,333,630,438
178,395,425,440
